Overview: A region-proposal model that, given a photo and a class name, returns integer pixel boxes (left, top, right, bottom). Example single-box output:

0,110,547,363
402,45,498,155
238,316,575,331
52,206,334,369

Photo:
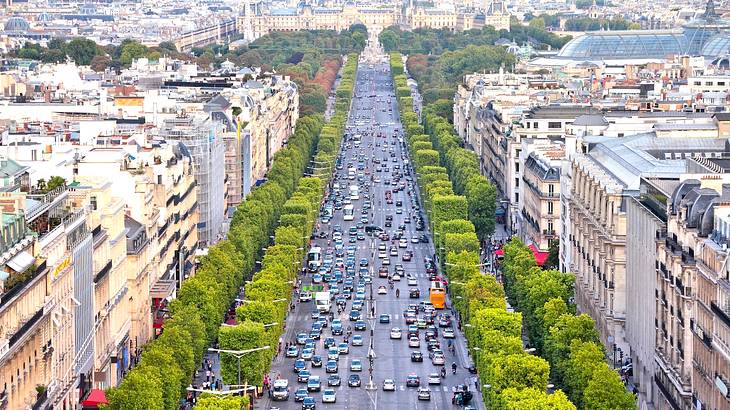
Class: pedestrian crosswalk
330,384,462,392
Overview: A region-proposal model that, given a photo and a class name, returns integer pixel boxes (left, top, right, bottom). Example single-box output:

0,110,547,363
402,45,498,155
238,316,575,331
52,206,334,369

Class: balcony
25,185,68,222
0,260,47,309
93,260,112,284
8,308,43,348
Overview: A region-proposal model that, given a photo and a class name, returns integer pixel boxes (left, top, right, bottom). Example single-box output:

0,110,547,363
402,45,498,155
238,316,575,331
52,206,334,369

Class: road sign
302,285,324,292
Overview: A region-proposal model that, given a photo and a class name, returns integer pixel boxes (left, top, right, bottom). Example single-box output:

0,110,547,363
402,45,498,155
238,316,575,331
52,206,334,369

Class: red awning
528,244,549,266
82,389,108,408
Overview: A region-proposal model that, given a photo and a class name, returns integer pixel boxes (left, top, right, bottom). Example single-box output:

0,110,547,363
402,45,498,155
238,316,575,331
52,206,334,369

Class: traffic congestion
261,49,480,410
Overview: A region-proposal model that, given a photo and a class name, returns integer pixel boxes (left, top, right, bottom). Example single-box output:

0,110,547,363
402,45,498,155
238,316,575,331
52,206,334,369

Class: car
286,346,300,358
349,310,361,321
407,277,417,286
352,335,364,346
338,343,349,354
399,239,408,248
297,332,308,345
390,327,402,339
298,370,311,383
378,286,388,294
382,258,390,266
409,288,420,298
354,320,367,331
324,337,336,348
294,387,308,402
443,328,455,339
350,359,363,371
312,355,323,367
402,252,412,262
391,273,400,281
383,379,396,391
307,376,321,392
390,246,398,256
408,337,420,348
302,396,316,410
417,319,428,329
406,374,420,387
299,290,313,302
326,360,338,373
411,236,419,243
327,347,339,361
411,351,423,362
327,374,341,386
428,373,441,385
294,359,306,373
417,387,431,401
322,388,337,403
379,314,391,324
432,353,445,365
302,348,314,360
348,374,361,387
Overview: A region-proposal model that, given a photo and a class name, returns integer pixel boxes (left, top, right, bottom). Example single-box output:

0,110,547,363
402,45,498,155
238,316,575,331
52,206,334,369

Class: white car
390,327,402,339
390,247,398,256
383,379,396,391
443,328,455,338
378,250,388,259
407,277,417,286
299,291,312,302
399,239,408,248
382,258,391,266
322,388,337,403
431,353,445,365
391,273,400,281
408,337,420,348
411,236,420,243
427,373,441,385
378,286,388,294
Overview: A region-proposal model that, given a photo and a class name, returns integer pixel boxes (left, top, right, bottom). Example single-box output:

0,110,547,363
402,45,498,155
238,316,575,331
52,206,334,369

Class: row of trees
501,239,637,409
16,38,176,70
380,22,571,106
391,52,572,408
216,53,358,390
101,50,358,410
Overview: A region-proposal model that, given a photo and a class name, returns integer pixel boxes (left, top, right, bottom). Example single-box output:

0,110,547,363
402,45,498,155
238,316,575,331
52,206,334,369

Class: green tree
583,366,637,410
218,321,269,386
64,38,99,65
195,395,249,410
500,387,576,410
119,40,149,66
103,365,164,410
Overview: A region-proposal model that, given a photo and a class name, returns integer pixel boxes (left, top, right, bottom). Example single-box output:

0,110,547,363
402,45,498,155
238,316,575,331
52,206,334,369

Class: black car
406,374,420,387
348,374,361,387
409,288,420,298
419,234,429,243
328,374,341,386
354,320,367,331
312,355,323,367
411,351,424,362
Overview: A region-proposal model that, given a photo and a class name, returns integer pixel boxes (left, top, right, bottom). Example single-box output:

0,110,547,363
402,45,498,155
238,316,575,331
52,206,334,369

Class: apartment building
225,78,299,208
520,144,564,251
161,115,226,247
564,135,728,385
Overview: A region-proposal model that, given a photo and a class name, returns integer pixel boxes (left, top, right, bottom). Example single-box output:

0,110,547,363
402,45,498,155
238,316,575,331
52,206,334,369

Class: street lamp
525,347,536,354
263,322,279,328
208,346,271,387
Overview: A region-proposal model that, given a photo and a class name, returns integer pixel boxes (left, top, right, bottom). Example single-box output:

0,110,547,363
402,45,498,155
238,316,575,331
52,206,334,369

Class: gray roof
573,114,608,127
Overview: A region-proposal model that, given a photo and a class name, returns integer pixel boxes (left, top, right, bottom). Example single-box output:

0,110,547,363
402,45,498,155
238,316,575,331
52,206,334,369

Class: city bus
429,281,446,309
343,204,355,221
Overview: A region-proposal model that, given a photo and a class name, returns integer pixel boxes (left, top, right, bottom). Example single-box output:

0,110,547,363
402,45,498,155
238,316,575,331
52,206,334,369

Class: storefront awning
150,279,176,300
82,389,108,407
6,251,35,273
528,244,549,266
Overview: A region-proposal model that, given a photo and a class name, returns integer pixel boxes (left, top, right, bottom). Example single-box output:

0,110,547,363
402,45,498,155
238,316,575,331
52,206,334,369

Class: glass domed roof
4,17,30,32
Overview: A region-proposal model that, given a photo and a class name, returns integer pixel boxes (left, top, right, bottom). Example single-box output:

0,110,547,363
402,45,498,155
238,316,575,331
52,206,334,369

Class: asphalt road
258,55,482,410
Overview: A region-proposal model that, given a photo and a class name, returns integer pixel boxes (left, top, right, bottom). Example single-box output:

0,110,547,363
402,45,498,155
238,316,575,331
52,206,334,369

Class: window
548,221,554,233
90,196,97,211
515,177,519,187
548,121,561,129
694,81,702,86
719,82,726,86
515,162,520,172
548,184,554,195
515,192,519,203
526,122,531,128
548,201,554,215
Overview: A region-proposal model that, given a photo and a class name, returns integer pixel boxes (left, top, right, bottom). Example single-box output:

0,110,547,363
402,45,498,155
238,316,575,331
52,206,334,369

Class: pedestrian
206,369,212,382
